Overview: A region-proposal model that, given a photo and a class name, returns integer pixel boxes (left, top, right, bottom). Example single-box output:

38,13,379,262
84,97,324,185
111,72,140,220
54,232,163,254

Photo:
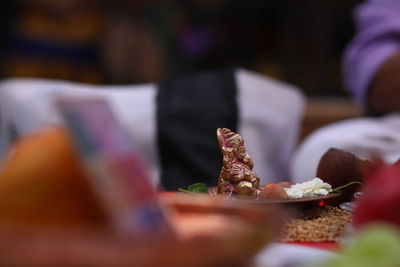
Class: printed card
57,98,173,238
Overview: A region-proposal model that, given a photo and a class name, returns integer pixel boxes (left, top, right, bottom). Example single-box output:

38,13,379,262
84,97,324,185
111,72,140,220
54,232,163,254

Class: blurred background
0,0,364,136
0,0,362,89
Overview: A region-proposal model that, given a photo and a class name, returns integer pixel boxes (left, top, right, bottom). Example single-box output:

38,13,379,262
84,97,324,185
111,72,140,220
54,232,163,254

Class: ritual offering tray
207,186,342,212
239,192,342,210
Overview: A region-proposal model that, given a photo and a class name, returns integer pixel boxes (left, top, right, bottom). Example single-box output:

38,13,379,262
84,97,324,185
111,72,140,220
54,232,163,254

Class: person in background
290,0,400,181
2,0,168,84
4,0,104,83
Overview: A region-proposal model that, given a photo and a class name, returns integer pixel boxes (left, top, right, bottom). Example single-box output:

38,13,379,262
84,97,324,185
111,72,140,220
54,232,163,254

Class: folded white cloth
0,69,305,186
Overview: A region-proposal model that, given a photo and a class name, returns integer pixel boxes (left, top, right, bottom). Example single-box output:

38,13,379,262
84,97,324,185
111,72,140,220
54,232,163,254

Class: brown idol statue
217,128,261,197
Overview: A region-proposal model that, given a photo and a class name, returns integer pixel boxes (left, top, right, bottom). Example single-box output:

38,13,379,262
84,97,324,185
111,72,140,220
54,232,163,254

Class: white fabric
254,243,337,267
0,78,160,185
290,113,400,182
236,69,305,184
0,69,305,186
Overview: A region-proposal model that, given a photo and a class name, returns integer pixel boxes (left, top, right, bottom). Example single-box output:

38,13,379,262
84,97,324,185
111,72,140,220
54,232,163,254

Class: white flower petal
285,178,333,198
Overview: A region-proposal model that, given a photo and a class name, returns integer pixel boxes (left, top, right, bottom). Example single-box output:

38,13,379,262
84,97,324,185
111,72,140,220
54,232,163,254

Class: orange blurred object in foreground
0,126,107,227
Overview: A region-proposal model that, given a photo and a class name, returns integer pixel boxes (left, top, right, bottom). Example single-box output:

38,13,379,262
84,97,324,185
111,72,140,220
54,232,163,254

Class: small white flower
284,178,332,199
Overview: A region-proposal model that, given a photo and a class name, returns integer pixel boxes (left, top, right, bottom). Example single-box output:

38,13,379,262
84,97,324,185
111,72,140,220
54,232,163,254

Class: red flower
353,163,400,229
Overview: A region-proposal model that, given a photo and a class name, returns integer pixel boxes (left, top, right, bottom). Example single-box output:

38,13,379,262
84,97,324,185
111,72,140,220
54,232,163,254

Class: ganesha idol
217,128,261,197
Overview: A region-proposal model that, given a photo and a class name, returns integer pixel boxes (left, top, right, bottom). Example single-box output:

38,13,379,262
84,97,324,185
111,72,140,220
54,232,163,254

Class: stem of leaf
178,188,193,193
332,181,363,192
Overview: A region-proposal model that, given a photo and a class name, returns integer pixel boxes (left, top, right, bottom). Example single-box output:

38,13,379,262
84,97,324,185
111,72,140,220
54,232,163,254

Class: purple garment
343,0,400,109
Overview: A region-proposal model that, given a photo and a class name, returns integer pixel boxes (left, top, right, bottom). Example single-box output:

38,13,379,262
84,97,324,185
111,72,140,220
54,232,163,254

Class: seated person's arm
343,0,400,115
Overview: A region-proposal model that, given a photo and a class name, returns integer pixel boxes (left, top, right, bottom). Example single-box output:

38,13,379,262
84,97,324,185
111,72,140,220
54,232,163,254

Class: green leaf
320,224,400,267
178,183,208,194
